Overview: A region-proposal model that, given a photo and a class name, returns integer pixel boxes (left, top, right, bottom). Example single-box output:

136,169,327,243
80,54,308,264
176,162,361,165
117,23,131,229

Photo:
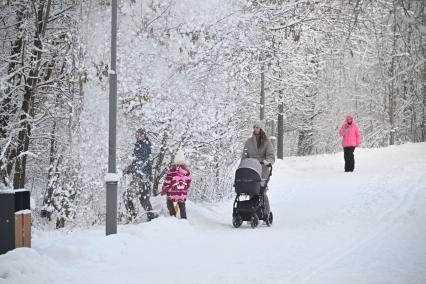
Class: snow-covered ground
1,143,426,284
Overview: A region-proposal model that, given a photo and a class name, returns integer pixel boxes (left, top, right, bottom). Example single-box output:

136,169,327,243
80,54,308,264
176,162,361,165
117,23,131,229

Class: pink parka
161,165,192,202
339,114,361,147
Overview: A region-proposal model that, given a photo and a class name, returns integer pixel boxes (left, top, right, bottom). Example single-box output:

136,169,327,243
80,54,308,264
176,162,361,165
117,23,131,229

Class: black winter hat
136,128,146,135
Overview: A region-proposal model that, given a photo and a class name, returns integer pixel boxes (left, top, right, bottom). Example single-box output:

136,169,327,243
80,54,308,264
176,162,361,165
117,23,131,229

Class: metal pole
277,90,284,159
106,0,118,235
260,65,265,121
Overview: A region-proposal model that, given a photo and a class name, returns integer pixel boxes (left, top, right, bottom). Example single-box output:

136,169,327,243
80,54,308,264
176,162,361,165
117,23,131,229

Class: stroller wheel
250,215,259,229
265,212,273,227
232,214,243,228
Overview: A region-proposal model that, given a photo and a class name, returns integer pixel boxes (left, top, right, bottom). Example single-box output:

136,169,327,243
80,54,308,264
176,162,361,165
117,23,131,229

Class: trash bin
0,189,31,254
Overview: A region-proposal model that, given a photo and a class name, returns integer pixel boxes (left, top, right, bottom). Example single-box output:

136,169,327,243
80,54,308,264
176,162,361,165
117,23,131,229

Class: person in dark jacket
123,128,157,222
241,121,275,215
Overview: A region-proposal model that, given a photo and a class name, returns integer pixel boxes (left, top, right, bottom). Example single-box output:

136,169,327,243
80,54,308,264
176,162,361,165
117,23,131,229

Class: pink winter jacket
161,165,192,202
339,115,361,147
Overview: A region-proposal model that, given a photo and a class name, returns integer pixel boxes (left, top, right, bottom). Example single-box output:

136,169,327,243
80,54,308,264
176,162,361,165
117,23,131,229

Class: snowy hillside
1,143,426,284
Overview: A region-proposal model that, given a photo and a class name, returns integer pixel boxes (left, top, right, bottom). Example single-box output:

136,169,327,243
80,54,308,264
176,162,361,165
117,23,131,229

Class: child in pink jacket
161,150,192,219
339,114,361,172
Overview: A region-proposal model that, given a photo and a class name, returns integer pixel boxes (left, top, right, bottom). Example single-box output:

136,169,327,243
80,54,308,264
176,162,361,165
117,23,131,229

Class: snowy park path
1,143,426,284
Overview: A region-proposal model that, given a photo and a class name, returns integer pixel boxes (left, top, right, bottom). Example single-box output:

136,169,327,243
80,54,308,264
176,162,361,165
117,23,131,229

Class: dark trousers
253,189,270,215
263,192,270,215
343,147,355,172
123,177,154,221
167,200,187,219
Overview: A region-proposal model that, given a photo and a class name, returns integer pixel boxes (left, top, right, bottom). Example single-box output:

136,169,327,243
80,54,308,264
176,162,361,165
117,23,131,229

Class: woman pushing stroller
241,121,276,216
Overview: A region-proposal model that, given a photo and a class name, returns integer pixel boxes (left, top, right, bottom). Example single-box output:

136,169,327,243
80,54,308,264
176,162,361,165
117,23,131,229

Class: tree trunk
388,0,398,145
152,125,170,195
297,128,314,156
0,5,26,186
277,90,284,159
13,0,52,188
422,1,426,142
422,70,426,141
41,118,58,220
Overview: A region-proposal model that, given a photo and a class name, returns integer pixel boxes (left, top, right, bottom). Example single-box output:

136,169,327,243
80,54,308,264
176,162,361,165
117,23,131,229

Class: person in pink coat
161,150,192,219
339,114,361,172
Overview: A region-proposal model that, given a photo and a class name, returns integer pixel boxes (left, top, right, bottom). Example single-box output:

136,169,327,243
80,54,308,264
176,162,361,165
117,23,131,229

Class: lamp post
277,90,283,159
106,0,118,235
260,65,265,121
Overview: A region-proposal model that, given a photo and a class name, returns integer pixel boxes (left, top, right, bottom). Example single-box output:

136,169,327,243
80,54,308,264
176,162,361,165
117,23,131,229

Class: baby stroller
232,158,273,228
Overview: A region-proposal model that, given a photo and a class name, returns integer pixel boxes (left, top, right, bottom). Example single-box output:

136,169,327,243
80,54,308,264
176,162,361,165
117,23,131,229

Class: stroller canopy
235,158,262,181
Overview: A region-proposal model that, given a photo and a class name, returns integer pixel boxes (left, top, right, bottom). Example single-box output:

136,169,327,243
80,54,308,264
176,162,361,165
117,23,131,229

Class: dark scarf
255,134,261,148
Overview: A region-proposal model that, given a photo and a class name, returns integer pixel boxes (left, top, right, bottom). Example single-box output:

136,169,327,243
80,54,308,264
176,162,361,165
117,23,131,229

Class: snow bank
15,210,31,215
